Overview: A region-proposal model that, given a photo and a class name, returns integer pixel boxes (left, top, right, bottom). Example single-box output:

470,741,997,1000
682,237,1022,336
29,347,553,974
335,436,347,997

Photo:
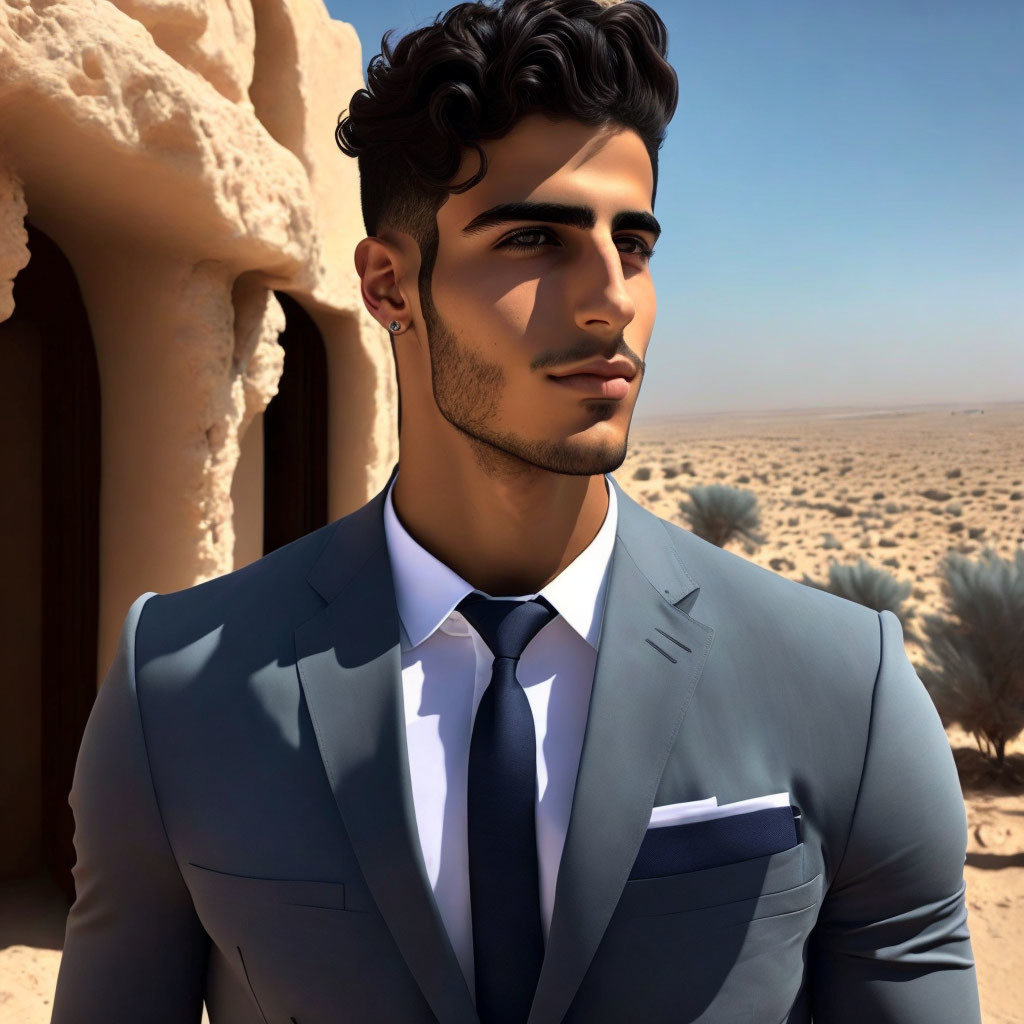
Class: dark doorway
263,291,328,554
0,222,101,904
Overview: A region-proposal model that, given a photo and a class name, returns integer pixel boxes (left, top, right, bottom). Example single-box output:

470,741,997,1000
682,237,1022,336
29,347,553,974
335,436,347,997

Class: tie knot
456,592,558,661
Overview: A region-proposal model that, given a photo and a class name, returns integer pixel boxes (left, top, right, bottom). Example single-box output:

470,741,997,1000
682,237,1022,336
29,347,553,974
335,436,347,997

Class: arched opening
263,291,329,554
0,222,100,904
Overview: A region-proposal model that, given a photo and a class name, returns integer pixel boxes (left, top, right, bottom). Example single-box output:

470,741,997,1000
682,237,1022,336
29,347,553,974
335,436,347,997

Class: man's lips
547,373,630,400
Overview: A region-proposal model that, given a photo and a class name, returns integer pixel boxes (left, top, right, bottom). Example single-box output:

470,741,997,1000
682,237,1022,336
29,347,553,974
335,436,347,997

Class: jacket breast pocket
618,841,808,918
569,847,822,1023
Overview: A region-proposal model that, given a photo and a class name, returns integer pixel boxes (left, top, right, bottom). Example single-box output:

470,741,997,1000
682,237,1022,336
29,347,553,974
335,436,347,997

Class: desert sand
2,400,1021,1023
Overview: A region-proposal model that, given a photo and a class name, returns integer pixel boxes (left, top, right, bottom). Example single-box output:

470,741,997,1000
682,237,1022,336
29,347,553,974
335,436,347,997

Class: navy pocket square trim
629,805,800,880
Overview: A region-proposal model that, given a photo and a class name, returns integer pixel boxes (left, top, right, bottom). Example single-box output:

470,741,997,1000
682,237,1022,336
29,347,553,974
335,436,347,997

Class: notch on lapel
294,464,478,1024
527,476,714,1024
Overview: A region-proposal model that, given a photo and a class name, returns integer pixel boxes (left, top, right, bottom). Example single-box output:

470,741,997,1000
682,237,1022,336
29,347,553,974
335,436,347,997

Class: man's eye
619,236,657,261
498,229,554,250
496,229,655,262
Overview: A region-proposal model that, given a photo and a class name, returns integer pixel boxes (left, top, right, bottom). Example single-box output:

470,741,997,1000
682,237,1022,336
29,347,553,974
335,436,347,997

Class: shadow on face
404,113,659,479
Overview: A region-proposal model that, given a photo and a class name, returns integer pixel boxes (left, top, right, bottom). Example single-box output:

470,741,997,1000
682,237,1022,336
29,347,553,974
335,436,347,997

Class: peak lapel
527,477,714,1024
294,464,478,1024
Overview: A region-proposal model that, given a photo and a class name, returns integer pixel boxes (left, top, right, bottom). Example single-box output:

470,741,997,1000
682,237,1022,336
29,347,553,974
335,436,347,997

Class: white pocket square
648,790,791,829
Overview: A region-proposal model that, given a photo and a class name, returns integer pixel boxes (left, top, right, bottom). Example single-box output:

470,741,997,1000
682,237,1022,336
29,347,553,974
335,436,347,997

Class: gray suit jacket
52,465,981,1024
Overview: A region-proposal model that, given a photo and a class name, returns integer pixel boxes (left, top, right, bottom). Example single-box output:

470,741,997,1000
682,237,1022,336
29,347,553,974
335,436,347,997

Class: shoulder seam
826,609,886,887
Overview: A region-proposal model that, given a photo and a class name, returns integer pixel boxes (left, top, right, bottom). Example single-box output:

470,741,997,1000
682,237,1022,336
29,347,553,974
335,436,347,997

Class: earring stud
388,320,401,333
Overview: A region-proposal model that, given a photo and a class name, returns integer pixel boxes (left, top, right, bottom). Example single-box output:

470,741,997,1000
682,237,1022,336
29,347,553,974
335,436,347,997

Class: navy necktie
456,592,559,1024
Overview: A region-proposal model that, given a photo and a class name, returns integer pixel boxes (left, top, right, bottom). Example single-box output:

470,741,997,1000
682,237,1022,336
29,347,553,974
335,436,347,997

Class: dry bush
799,558,918,641
914,547,1024,772
677,484,767,554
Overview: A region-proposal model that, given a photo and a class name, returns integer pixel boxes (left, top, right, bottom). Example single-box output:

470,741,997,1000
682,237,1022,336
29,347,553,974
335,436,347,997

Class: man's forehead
439,118,655,228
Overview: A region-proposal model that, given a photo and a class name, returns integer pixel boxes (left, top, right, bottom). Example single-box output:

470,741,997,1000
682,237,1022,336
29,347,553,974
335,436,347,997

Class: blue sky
325,0,1023,417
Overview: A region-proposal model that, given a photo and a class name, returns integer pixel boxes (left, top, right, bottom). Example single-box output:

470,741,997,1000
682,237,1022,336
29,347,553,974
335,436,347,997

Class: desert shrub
632,466,652,481
677,485,766,553
799,559,917,641
921,489,952,502
914,547,1024,771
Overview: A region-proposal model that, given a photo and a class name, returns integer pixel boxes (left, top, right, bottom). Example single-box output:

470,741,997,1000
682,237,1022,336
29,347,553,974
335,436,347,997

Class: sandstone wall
0,0,398,678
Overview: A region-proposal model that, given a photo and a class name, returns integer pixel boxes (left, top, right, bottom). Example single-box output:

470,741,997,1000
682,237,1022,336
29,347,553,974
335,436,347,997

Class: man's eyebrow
460,201,661,241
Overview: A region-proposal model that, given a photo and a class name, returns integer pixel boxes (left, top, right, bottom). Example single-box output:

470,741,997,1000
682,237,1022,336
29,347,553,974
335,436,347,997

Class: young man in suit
53,1,981,1021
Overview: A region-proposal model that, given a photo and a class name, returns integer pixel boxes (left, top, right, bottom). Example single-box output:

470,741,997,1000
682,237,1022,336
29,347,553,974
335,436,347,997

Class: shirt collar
383,470,618,652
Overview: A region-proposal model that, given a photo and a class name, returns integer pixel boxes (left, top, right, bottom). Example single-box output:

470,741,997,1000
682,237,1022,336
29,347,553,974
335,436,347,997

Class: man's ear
354,235,414,331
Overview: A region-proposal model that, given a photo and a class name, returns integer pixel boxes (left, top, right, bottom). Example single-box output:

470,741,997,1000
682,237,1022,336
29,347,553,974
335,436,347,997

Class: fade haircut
336,0,678,316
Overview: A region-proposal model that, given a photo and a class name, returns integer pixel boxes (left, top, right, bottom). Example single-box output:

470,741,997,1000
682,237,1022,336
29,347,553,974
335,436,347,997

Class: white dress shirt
382,470,618,997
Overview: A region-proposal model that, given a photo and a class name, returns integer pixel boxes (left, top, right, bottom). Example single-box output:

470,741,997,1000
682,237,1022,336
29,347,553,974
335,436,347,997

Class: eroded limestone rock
0,0,398,672
0,166,30,323
106,0,257,104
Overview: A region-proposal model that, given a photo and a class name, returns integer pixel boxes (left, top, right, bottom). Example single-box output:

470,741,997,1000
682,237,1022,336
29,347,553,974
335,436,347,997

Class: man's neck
391,458,610,596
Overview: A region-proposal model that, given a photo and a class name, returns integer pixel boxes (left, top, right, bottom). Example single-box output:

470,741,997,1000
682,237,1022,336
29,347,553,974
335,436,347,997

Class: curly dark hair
336,0,677,309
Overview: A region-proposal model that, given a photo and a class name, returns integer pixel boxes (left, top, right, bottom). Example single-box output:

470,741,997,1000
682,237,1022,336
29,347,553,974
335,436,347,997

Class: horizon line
631,396,1024,423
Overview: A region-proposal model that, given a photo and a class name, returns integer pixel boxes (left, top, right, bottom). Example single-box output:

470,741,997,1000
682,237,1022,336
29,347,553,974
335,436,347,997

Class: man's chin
444,411,628,476
528,436,629,477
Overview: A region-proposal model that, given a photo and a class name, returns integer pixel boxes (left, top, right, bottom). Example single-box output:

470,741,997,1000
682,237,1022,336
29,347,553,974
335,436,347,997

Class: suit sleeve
808,609,982,1023
51,592,209,1024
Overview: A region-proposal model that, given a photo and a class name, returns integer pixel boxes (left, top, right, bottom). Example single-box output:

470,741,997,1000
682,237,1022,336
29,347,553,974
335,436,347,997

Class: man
52,1,981,1021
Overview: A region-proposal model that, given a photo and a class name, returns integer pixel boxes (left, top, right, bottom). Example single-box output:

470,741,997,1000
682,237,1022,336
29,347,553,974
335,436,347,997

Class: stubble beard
420,286,632,481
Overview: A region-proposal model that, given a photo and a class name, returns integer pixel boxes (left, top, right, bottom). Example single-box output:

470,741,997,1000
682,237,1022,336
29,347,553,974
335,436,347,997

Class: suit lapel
294,464,478,1024
294,467,713,1024
527,476,714,1024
